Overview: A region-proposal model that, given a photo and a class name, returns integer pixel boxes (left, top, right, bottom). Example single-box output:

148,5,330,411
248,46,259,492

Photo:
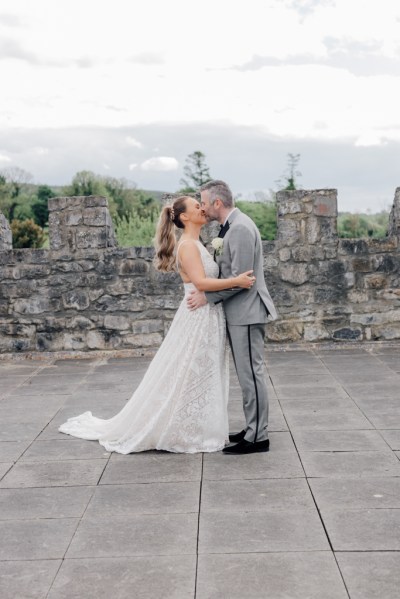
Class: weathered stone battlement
0,190,399,353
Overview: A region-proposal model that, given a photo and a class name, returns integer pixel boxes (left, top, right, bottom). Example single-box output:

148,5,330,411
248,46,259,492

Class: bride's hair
154,196,189,272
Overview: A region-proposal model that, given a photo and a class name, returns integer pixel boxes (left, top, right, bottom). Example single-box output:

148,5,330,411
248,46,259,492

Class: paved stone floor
0,344,400,598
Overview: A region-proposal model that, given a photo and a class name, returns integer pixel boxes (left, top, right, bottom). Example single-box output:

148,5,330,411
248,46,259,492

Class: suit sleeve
205,224,256,305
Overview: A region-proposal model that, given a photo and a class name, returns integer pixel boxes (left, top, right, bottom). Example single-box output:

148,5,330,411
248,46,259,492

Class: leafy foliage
113,209,160,247
337,211,389,238
236,200,277,240
11,219,45,248
31,185,55,227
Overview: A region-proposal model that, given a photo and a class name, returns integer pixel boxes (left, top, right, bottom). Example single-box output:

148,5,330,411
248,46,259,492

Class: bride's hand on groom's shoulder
187,289,207,311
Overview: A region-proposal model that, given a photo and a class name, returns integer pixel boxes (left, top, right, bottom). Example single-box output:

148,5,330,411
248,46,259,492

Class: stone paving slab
0,559,62,599
0,462,12,480
0,440,31,462
385,429,400,449
335,552,400,599
199,509,330,553
0,486,94,519
0,458,108,488
85,482,200,516
67,513,198,558
20,438,110,462
292,429,390,451
300,450,400,478
0,421,46,442
284,409,373,431
47,556,196,599
101,452,202,484
0,345,399,598
0,518,79,560
196,552,348,599
323,508,400,550
201,478,314,512
309,477,400,510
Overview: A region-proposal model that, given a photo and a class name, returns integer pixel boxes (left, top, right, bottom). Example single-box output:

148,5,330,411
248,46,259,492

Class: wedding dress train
59,241,229,453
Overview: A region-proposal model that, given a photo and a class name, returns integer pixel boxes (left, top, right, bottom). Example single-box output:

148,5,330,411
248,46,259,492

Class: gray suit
205,209,277,442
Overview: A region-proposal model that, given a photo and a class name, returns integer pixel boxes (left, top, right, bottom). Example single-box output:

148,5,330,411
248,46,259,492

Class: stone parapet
48,195,117,251
0,190,400,352
388,187,400,237
0,212,12,250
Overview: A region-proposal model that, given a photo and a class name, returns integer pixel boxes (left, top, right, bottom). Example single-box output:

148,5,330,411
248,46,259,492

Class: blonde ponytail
154,196,189,272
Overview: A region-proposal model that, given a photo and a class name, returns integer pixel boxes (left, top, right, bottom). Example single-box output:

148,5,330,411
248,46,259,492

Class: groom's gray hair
200,180,234,208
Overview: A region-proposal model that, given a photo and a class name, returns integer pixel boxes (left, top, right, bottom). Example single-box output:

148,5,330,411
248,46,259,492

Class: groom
187,180,277,454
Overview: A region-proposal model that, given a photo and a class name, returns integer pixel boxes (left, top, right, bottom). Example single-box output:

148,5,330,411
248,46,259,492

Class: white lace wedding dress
59,241,229,453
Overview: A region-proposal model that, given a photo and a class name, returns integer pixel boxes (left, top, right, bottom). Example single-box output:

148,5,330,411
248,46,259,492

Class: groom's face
200,190,219,222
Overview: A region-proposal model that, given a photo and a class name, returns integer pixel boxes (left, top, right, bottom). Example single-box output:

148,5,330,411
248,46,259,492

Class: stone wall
0,189,399,353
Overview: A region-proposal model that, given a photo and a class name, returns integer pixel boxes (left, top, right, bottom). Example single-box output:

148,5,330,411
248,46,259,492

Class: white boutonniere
211,237,224,256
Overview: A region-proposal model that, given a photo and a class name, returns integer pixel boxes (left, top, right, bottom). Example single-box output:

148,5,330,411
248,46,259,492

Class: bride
58,195,255,453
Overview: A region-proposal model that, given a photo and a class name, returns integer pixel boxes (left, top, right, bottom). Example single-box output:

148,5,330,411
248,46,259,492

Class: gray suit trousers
227,323,269,442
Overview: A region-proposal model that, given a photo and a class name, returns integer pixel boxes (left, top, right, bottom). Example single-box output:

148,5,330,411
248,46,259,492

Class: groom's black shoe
223,439,270,455
229,429,246,443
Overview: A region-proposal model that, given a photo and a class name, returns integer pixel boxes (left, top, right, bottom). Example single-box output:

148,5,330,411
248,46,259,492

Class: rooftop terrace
1,344,400,598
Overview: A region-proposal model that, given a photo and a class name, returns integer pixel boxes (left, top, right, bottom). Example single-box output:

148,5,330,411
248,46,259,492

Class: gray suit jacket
205,209,278,325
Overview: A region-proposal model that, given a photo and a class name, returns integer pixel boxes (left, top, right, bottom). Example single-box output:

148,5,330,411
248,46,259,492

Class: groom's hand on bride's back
187,289,207,311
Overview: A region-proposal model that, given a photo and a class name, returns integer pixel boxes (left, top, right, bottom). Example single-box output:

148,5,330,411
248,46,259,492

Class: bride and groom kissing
59,180,278,455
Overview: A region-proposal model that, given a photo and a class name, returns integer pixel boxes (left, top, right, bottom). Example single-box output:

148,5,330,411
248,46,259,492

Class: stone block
304,324,331,341
280,263,309,285
0,213,12,250
62,289,90,310
278,247,291,261
364,273,388,289
313,195,337,216
65,210,83,226
338,239,369,255
332,327,362,340
276,218,301,246
104,314,131,330
131,319,163,334
265,320,303,342
118,259,149,275
305,216,320,244
352,257,372,272
13,296,53,314
122,332,163,348
82,207,107,226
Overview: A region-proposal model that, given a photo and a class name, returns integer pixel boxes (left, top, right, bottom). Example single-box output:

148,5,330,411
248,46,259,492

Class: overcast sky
1,0,400,212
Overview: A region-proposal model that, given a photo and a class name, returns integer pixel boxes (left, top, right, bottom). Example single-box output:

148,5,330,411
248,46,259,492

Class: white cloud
139,157,179,172
128,163,138,171
32,146,49,155
126,136,143,148
0,154,11,162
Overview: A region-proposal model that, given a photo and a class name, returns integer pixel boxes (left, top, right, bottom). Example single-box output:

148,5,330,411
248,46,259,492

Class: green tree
11,218,45,248
31,185,54,227
276,153,302,191
0,167,33,221
180,151,211,192
236,200,277,240
113,209,160,247
338,212,389,238
64,170,108,197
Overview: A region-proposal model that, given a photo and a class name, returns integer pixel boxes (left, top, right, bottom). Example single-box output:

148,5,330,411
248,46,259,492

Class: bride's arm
178,241,254,292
